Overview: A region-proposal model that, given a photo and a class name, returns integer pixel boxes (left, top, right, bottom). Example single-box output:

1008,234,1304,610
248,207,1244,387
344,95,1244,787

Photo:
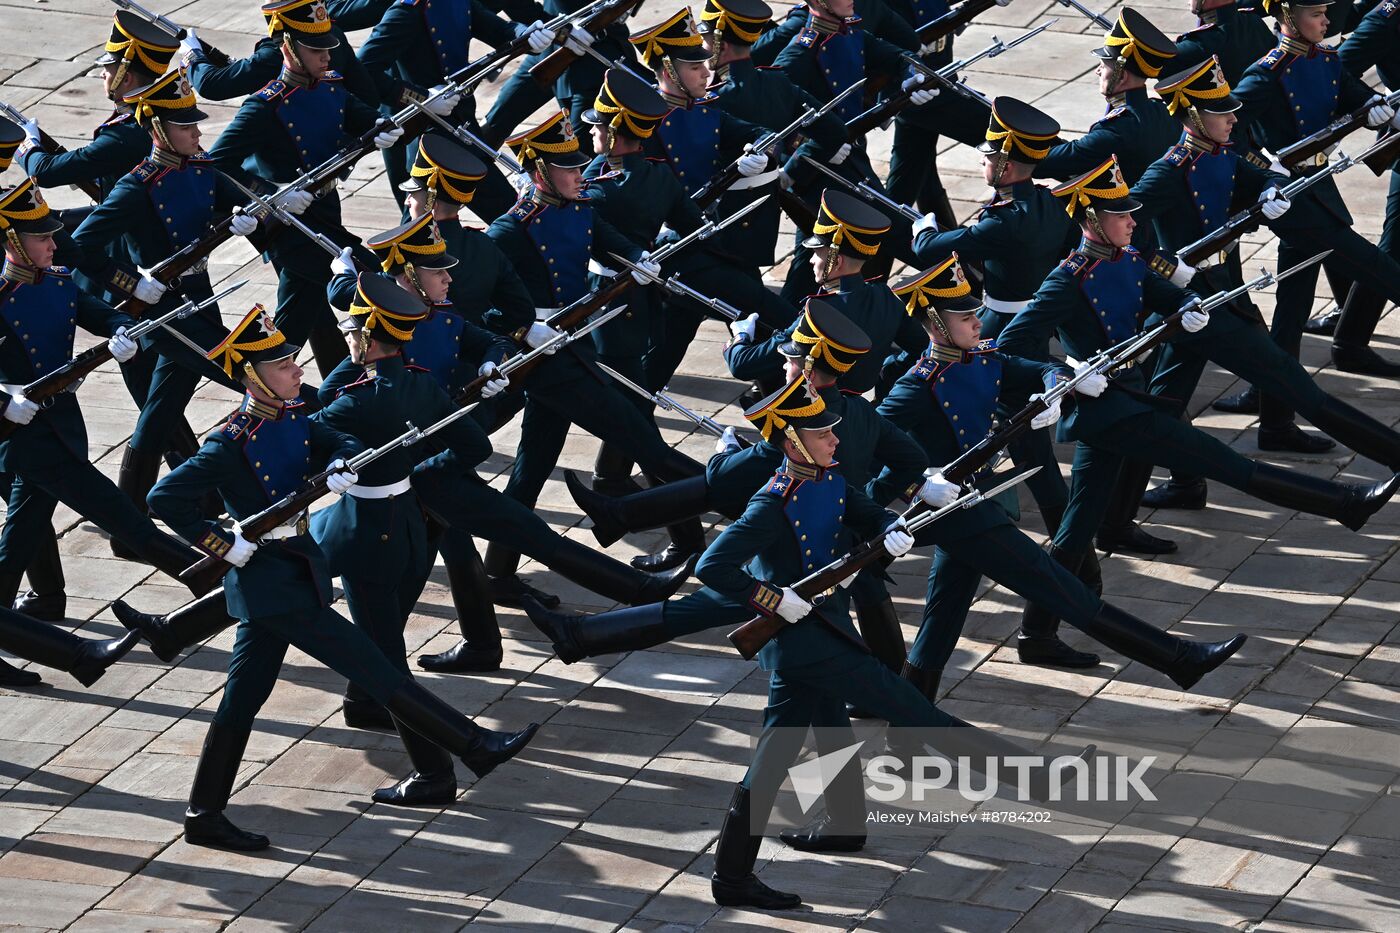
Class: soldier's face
416,266,452,302
162,121,203,156
808,246,845,283
15,233,55,268
1095,210,1136,247
674,60,711,98
251,356,304,401
795,426,839,466
820,0,855,18
544,164,584,200
1290,8,1329,44
1199,109,1237,145
938,311,982,350
782,356,836,388
288,42,331,78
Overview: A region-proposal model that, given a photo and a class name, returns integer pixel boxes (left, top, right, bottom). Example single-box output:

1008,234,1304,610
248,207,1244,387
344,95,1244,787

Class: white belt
535,307,561,321
982,296,1029,316
729,168,781,191
1,383,26,398
258,512,309,541
347,477,413,499
587,258,618,278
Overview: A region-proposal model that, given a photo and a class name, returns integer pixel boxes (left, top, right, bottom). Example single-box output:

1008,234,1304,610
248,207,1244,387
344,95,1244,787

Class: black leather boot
0,657,41,687
1077,604,1247,690
185,723,269,851
343,698,396,731
12,591,66,622
14,524,66,621
112,446,162,559
483,542,558,609
901,660,944,703
631,517,706,572
1258,424,1337,454
1096,460,1175,555
711,784,802,910
591,441,640,498
520,598,669,664
1332,344,1400,377
1017,547,1100,669
1308,395,1400,471
1245,463,1400,532
384,681,538,779
1212,385,1258,414
545,538,695,605
779,814,866,852
136,532,214,597
114,590,235,664
1303,307,1341,336
418,545,502,674
0,610,141,687
374,722,457,807
565,471,711,547
1096,521,1178,555
1141,478,1208,510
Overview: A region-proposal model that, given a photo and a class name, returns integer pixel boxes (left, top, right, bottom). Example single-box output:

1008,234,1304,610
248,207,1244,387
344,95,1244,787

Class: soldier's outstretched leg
416,527,502,674
12,518,65,622
186,722,268,852
565,471,715,547
113,589,235,664
0,608,140,687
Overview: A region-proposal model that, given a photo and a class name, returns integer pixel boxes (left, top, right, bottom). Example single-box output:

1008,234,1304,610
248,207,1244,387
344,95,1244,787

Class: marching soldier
482,110,706,604
71,69,260,543
0,607,140,689
876,254,1249,694
0,180,209,623
127,305,538,849
16,11,178,209
1173,0,1277,83
725,190,926,395
182,0,381,106
208,3,404,375
356,0,571,218
998,155,1400,663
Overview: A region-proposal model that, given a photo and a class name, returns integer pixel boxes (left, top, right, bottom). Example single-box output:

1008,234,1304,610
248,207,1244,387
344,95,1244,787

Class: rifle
1277,89,1400,169
595,361,751,444
801,155,920,222
109,0,231,67
222,173,364,269
692,79,867,209
531,0,638,87
916,0,1001,49
1177,137,1388,267
727,467,1038,660
0,100,105,203
1053,0,1112,29
845,23,1053,139
1362,128,1400,176
605,252,750,323
0,279,248,442
178,304,627,592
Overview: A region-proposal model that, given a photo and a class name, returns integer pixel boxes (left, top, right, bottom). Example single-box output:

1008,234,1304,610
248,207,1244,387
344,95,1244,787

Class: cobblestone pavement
1,2,1398,930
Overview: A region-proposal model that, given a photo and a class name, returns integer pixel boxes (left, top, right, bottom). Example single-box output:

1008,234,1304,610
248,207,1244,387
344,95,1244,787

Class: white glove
729,312,759,343
775,586,813,623
524,21,554,54
1168,259,1196,288
996,0,1012,5
563,25,594,55
1259,187,1291,220
883,518,914,558
715,425,742,455
133,272,167,304
736,147,768,177
1366,98,1395,128
282,189,314,215
912,211,939,237
1029,393,1063,428
425,85,461,117
902,74,939,107
108,326,138,363
19,118,40,144
830,142,852,166
1180,304,1210,333
479,361,510,398
1066,358,1107,398
331,246,356,277
2,395,38,425
324,458,359,495
524,321,564,352
224,526,258,567
229,210,258,237
917,470,960,508
629,250,662,285
373,126,404,150
178,28,202,58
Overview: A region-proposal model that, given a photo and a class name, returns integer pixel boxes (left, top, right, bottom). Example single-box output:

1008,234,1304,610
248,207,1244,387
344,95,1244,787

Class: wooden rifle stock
530,0,635,87
917,0,998,46
1177,204,1265,267
1279,104,1371,168
1362,128,1400,176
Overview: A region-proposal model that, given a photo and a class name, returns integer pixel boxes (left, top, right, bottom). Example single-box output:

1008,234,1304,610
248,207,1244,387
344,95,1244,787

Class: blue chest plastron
1079,249,1147,348
403,305,466,389
2,273,78,380
147,161,216,250
918,347,1004,454
781,468,848,575
1186,147,1239,236
816,30,866,122
240,403,313,503
525,201,593,306
275,79,348,170
1279,51,1341,138
657,104,724,197
420,0,472,75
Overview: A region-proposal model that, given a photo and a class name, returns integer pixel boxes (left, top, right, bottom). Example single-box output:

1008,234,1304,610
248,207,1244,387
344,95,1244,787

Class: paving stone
1144,836,1316,896
0,875,112,928
301,886,484,932
863,894,1020,932
1267,874,1400,931
0,832,160,886
892,850,1065,910
477,879,650,931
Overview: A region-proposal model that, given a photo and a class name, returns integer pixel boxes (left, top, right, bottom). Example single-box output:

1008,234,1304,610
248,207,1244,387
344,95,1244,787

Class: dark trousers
884,92,991,211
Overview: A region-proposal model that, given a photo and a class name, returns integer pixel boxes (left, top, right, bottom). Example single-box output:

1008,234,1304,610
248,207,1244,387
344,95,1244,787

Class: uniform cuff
398,84,427,108
109,265,140,297
1147,254,1177,280
196,527,234,559
749,581,783,617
